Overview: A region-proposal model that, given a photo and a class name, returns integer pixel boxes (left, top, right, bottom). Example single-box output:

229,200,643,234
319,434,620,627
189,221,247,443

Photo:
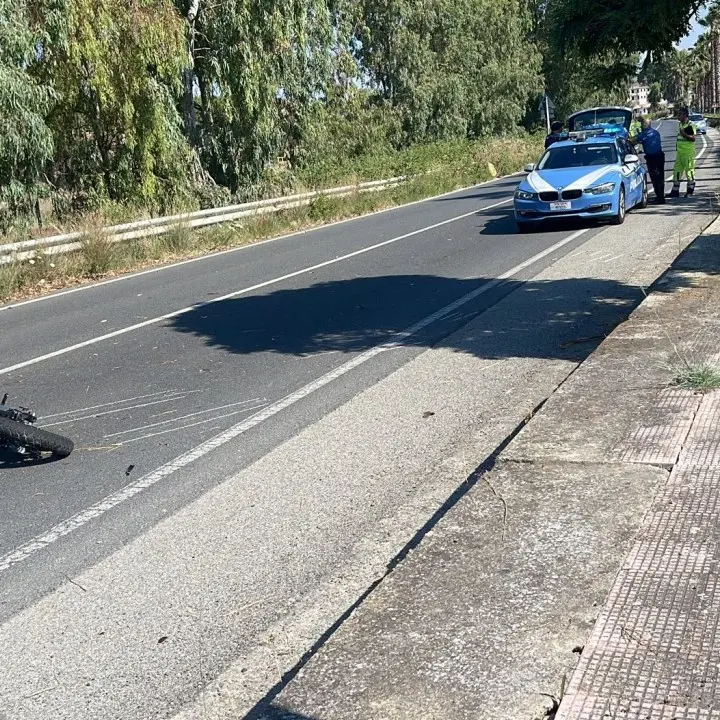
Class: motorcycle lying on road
0,393,74,459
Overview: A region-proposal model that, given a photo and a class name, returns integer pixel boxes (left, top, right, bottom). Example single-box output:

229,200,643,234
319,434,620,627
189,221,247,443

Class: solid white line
0,199,511,377
0,176,522,312
0,226,588,574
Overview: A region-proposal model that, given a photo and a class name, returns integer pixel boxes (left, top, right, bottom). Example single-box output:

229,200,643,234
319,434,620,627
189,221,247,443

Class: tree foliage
355,0,542,142
0,0,58,217
550,0,704,62
44,0,191,211
648,81,663,108
0,0,712,228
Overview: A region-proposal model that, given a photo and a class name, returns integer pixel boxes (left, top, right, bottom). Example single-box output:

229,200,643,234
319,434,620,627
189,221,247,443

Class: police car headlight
585,182,616,195
515,189,537,200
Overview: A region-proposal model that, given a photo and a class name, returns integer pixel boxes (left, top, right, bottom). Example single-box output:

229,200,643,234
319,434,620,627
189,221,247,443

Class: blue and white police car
514,108,648,232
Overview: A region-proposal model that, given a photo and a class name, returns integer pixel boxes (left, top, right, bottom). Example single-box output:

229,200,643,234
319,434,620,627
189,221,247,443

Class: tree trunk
182,66,197,145
181,2,201,146
710,30,720,108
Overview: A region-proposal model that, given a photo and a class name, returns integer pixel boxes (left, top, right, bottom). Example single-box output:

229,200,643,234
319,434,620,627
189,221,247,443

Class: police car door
619,138,643,204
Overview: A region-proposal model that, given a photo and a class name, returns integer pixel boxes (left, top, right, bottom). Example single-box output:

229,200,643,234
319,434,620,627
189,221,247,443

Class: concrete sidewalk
243,216,720,719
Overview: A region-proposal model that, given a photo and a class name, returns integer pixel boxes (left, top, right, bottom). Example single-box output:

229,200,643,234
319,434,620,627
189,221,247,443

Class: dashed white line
0,226,589,574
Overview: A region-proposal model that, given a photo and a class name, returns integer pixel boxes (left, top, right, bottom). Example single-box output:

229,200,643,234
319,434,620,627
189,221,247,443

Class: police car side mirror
524,164,535,173
624,154,640,165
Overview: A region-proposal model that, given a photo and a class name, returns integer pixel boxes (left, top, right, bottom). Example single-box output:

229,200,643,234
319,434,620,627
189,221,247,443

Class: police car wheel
611,187,626,225
638,177,648,209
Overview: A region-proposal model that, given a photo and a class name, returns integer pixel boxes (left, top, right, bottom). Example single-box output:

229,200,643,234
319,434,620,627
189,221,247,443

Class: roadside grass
670,360,720,392
0,136,542,304
80,223,116,277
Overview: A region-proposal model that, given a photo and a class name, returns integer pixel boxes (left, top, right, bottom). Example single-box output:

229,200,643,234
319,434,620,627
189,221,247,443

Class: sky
676,9,708,49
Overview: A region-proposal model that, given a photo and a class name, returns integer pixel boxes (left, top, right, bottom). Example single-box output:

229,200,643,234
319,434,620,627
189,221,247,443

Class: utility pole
545,94,551,134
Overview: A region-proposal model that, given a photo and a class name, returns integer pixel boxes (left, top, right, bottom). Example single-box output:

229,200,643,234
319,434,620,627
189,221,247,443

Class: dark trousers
645,152,666,200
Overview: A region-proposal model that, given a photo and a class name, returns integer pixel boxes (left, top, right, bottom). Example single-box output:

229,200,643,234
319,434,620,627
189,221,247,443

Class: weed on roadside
158,223,192,255
0,261,25,298
307,193,342,221
670,361,720,391
81,225,116,277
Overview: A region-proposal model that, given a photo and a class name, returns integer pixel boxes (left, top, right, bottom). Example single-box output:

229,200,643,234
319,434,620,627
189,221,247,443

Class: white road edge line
0,199,512,377
0,226,589,574
0,175,523,312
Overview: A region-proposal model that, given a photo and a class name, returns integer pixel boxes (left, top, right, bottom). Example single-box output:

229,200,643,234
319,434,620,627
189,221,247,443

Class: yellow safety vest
677,122,697,155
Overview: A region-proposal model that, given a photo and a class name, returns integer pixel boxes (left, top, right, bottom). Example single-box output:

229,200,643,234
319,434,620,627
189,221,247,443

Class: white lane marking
0,176,523,313
118,403,270,445
104,399,268,438
0,226,589,574
43,395,196,428
0,199,512,378
41,390,190,420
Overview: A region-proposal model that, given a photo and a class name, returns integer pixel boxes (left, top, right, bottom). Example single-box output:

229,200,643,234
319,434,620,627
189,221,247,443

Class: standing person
630,116,665,204
630,112,643,153
545,121,566,149
669,108,697,197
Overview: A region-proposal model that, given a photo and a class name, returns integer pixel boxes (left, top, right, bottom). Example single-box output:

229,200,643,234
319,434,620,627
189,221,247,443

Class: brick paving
558,391,720,720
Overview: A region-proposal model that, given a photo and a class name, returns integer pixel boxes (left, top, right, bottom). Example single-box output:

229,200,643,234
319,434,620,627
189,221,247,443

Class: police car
514,107,647,232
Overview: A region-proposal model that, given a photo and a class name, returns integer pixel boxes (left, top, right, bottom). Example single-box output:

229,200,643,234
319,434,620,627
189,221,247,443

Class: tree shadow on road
169,264,706,369
170,274,644,363
168,216,720,368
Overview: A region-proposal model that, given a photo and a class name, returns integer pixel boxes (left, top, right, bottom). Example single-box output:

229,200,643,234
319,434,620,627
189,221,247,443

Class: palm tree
699,2,720,111
690,33,711,110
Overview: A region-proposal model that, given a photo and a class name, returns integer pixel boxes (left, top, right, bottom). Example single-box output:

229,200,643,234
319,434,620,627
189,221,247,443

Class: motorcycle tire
0,417,74,458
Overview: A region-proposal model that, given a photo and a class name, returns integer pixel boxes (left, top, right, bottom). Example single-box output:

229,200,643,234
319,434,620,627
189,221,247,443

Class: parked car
690,113,708,134
514,131,647,232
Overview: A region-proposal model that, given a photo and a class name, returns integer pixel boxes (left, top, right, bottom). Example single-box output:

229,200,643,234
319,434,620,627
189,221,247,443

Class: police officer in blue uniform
630,116,665,204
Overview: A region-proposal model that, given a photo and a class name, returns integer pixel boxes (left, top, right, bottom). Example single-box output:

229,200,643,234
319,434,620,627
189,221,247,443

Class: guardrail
0,176,406,265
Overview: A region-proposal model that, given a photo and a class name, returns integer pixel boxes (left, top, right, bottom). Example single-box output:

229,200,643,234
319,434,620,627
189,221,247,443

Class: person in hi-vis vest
669,108,697,198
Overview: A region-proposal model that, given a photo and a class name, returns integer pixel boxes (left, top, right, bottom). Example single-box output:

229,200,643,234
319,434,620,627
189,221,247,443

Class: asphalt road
0,119,714,720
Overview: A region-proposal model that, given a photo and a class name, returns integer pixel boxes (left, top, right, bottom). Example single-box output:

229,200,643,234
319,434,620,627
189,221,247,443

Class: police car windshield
571,110,628,129
690,114,704,121
539,143,618,170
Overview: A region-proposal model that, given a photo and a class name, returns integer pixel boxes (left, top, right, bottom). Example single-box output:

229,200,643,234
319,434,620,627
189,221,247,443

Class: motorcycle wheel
0,417,74,458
